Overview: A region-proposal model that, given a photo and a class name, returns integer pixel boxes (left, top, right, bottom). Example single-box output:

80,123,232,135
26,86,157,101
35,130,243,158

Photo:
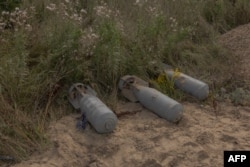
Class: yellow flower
173,68,180,79
156,73,166,84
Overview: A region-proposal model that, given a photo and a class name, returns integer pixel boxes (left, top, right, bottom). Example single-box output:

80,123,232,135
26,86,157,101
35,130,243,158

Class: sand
219,23,250,82
11,102,250,167
10,24,250,167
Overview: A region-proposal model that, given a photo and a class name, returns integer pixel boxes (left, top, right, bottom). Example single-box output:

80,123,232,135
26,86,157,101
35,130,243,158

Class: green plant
0,0,21,12
0,0,248,162
230,88,250,106
203,0,250,33
92,20,125,91
0,0,89,160
152,69,184,100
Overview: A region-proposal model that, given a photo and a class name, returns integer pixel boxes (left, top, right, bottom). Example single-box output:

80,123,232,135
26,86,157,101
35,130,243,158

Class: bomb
163,63,209,100
119,75,183,122
68,83,117,133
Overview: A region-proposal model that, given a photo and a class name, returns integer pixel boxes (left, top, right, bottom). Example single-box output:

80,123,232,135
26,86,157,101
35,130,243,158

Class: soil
218,23,250,83
9,24,250,167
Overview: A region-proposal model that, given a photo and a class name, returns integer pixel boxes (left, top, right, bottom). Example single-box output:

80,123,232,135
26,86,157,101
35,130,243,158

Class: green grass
0,0,20,12
0,0,249,163
203,0,250,33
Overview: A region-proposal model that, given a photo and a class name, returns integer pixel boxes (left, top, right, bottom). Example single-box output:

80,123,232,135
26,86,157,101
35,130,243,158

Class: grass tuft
0,0,249,162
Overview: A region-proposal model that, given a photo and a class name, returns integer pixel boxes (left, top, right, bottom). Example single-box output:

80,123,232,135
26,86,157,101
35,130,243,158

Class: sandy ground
11,102,250,167
10,24,250,167
219,23,250,83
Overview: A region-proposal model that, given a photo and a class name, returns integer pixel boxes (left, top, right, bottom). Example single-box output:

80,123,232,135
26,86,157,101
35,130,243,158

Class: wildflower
0,22,6,26
9,18,16,23
30,6,35,11
173,68,180,79
64,12,69,17
157,73,166,84
1,11,7,16
91,33,99,39
22,11,27,17
10,12,17,17
25,24,32,32
80,9,87,14
50,3,56,8
0,24,4,31
46,3,57,11
60,3,67,9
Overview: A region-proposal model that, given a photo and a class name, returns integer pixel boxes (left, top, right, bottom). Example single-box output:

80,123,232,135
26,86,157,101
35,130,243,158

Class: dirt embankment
7,24,250,167
219,23,250,83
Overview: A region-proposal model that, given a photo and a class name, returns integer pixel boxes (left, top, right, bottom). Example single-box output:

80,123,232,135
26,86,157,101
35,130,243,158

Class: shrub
203,0,250,33
0,0,21,12
0,0,246,162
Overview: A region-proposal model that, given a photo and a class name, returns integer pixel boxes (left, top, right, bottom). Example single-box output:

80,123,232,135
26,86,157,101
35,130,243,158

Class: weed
148,67,184,101
203,0,250,33
92,20,125,92
0,0,248,162
230,88,250,106
0,0,21,12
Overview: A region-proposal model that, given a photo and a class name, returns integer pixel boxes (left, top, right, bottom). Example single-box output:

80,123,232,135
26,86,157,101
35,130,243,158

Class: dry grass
0,0,249,163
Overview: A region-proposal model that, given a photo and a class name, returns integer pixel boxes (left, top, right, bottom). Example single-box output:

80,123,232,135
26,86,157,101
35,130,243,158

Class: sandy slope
12,102,250,167
10,24,250,167
219,23,250,83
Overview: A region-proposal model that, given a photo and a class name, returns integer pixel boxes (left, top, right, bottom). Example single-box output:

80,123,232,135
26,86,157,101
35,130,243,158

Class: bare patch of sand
11,102,250,167
219,23,250,83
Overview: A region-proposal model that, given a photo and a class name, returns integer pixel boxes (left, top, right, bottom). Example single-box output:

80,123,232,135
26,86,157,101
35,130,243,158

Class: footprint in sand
134,139,155,152
90,144,120,158
220,134,238,144
168,155,185,167
140,159,162,167
197,150,209,161
196,132,215,145
182,141,199,147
